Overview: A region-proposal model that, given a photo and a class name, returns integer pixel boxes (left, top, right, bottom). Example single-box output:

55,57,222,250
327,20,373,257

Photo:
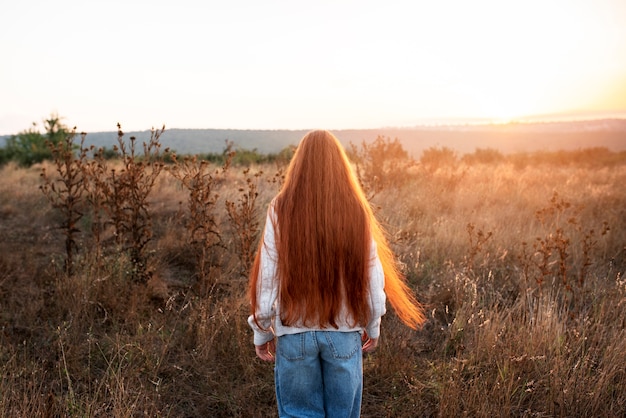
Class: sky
1,0,626,134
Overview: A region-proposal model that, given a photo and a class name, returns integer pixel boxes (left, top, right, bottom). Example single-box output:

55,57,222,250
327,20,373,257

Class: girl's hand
255,339,276,362
361,332,379,353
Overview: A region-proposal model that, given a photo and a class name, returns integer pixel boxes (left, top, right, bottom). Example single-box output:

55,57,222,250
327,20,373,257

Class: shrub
350,135,414,198
462,148,505,165
419,146,458,171
3,115,70,167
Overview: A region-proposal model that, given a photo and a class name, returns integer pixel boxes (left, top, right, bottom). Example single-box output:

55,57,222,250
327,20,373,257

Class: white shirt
248,206,387,346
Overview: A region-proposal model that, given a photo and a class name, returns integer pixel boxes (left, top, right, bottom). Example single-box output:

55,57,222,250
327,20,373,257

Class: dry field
0,140,625,417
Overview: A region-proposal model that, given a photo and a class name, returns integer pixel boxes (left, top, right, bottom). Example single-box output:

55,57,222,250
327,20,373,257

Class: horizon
2,113,626,137
2,0,626,136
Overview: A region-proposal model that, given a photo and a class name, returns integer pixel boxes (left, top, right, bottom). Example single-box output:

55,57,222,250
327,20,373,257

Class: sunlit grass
1,145,625,417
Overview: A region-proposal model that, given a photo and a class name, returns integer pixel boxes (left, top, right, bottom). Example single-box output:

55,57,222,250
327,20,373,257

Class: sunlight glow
1,0,625,133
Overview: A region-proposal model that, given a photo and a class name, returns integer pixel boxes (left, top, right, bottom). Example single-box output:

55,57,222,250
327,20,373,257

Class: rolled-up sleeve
247,207,279,346
365,239,386,339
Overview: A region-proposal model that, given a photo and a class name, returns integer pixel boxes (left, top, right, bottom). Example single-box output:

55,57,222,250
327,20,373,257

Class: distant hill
2,119,625,157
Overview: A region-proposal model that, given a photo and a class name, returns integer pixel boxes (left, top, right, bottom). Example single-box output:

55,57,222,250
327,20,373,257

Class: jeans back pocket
322,331,360,359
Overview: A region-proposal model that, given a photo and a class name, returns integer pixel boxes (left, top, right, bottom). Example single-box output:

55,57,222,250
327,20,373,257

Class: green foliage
98,146,119,160
0,143,10,166
2,115,70,166
275,144,296,166
230,147,266,165
193,143,295,167
229,143,293,166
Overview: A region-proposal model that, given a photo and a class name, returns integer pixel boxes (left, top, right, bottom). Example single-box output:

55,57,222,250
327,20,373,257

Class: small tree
4,115,70,166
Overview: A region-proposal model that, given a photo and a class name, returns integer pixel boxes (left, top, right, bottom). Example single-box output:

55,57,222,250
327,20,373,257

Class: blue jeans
275,331,363,418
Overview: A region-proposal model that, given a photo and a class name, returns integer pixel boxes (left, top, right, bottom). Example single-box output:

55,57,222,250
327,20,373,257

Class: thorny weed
463,222,493,274
40,129,89,276
82,145,110,266
224,148,285,279
168,145,234,283
71,124,169,282
519,192,610,310
91,124,169,282
225,167,263,278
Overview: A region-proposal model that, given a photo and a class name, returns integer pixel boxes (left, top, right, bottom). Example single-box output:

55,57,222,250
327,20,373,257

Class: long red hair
250,130,425,330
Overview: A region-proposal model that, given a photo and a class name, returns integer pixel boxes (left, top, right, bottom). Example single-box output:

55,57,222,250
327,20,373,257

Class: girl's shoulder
267,197,279,223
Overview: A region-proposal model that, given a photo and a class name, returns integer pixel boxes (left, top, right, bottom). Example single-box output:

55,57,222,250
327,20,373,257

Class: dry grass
1,150,625,417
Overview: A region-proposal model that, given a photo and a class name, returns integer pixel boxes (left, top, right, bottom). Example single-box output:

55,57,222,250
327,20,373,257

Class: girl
248,130,425,417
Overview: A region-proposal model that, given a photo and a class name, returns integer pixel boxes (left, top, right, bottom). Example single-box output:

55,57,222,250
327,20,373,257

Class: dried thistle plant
85,124,169,282
225,167,263,278
518,191,610,312
40,129,89,275
168,144,234,282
